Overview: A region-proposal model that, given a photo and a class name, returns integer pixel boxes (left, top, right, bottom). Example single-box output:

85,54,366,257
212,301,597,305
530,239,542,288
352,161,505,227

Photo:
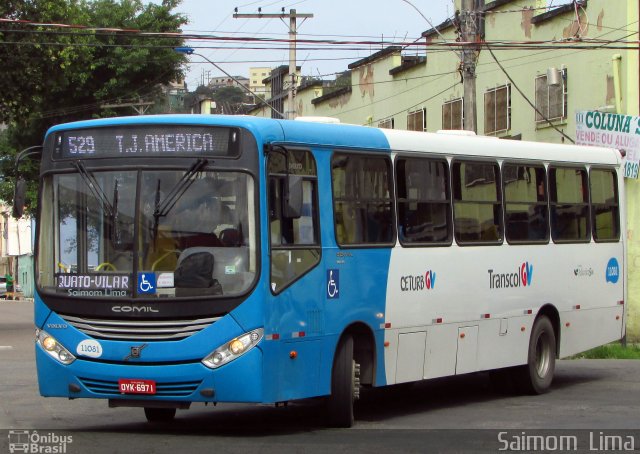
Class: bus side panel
322,247,391,388
557,244,625,357
383,240,625,384
558,306,625,358
313,142,392,390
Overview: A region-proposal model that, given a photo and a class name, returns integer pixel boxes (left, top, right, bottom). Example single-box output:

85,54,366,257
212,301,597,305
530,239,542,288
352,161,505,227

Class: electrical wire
5,18,640,50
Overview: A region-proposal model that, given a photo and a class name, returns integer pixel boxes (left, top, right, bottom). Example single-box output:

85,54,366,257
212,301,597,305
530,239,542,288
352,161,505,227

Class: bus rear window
590,168,620,242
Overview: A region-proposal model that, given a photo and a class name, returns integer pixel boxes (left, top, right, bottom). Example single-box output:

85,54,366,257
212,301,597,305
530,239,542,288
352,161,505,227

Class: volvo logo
111,305,159,313
124,343,148,361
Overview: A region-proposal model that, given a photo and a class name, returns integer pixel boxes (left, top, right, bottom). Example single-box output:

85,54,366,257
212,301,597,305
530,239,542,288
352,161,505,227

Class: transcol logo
488,262,533,289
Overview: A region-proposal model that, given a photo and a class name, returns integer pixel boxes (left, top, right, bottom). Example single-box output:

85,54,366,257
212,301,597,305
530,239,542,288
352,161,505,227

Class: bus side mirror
283,174,302,219
12,178,26,219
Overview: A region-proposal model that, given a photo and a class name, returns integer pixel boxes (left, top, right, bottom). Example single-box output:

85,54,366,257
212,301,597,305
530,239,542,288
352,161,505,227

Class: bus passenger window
267,148,320,293
550,167,590,243
452,161,502,244
396,157,451,245
331,153,394,246
590,169,620,242
503,164,548,243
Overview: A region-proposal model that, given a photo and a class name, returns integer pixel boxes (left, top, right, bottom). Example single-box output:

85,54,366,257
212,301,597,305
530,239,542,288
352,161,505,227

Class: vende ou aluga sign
575,111,640,179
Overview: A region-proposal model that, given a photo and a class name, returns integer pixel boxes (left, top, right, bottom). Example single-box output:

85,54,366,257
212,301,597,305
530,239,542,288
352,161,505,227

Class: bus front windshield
38,168,256,300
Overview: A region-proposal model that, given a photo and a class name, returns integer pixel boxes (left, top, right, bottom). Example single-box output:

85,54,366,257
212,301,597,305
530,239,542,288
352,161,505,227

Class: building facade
1,205,34,297
249,67,271,102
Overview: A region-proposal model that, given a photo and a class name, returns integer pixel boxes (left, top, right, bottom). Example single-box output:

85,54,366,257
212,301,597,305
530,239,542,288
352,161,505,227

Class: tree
214,86,246,104
0,0,188,210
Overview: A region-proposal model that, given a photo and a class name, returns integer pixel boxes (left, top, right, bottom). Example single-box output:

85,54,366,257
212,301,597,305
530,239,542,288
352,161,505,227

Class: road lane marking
0,346,14,350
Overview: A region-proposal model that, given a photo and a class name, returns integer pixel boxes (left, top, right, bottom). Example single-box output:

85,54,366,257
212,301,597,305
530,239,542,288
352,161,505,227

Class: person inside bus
145,179,222,271
174,193,224,249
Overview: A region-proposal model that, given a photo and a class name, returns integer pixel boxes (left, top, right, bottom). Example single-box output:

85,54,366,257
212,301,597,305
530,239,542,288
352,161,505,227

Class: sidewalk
0,295,33,302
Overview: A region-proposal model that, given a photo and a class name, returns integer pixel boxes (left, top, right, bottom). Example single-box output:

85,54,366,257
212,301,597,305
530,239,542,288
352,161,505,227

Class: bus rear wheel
327,335,361,428
144,407,176,422
514,315,556,395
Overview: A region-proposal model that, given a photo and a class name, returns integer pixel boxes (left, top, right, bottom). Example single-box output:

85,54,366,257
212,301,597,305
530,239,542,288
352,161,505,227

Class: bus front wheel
327,335,360,428
514,315,556,395
144,407,176,423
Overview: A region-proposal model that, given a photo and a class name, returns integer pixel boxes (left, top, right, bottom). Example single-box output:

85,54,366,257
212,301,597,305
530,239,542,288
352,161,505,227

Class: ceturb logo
400,270,436,292
488,262,533,289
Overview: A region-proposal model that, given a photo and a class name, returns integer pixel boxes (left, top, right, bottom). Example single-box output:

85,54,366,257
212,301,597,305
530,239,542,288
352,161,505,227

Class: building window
503,164,549,243
549,166,590,243
484,84,511,135
396,157,451,245
407,108,426,131
442,98,463,130
590,168,620,242
378,118,394,129
332,154,394,246
452,160,502,244
535,69,567,124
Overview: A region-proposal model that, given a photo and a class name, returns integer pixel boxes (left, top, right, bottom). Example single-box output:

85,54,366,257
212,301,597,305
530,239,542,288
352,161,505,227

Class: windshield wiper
152,158,208,240
73,161,115,217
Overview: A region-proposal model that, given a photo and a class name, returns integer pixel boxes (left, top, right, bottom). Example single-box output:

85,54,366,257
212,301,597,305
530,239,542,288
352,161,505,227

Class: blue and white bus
22,115,625,427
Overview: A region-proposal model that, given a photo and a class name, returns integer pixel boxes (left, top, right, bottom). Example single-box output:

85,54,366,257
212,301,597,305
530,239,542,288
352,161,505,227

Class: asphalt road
1,300,639,453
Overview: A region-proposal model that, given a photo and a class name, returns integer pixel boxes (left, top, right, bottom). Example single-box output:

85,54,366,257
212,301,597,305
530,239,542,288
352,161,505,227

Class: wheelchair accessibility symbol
327,269,339,299
137,272,156,294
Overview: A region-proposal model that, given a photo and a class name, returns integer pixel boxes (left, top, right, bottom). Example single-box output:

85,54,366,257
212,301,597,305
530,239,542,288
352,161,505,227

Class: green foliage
571,343,640,360
214,86,247,106
322,71,352,97
0,0,188,212
334,71,352,88
186,85,251,114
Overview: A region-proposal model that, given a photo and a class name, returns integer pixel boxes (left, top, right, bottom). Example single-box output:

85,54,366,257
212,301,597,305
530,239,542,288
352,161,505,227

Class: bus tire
514,315,556,395
327,335,360,428
144,407,176,422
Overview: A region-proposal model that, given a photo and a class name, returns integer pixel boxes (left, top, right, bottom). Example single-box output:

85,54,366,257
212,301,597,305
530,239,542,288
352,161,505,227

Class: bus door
266,147,323,400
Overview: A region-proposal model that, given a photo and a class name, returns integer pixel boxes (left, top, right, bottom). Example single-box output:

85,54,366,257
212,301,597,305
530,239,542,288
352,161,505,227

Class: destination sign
57,274,131,298
52,125,239,159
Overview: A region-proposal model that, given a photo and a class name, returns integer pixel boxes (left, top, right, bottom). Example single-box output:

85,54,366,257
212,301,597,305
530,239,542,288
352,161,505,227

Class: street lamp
174,47,284,118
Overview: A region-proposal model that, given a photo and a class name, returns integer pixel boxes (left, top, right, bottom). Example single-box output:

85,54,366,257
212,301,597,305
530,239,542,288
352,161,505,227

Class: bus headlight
202,328,263,369
36,329,76,365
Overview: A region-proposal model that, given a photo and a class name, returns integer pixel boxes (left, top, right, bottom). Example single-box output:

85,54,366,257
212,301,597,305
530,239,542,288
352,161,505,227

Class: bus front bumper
35,344,264,404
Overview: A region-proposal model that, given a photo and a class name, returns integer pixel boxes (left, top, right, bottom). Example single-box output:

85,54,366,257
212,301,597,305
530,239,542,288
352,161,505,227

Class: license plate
118,379,156,395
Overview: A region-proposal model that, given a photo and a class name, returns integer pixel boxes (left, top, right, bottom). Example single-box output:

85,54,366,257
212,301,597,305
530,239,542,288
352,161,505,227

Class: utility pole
234,8,313,119
101,99,154,115
460,0,482,133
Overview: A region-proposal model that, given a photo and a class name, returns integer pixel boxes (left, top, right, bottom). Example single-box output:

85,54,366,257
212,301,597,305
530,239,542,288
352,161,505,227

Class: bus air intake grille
60,315,221,341
79,377,202,397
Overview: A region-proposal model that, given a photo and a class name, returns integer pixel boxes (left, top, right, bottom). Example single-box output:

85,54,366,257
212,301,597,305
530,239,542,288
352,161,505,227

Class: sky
157,0,570,90
166,0,456,89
